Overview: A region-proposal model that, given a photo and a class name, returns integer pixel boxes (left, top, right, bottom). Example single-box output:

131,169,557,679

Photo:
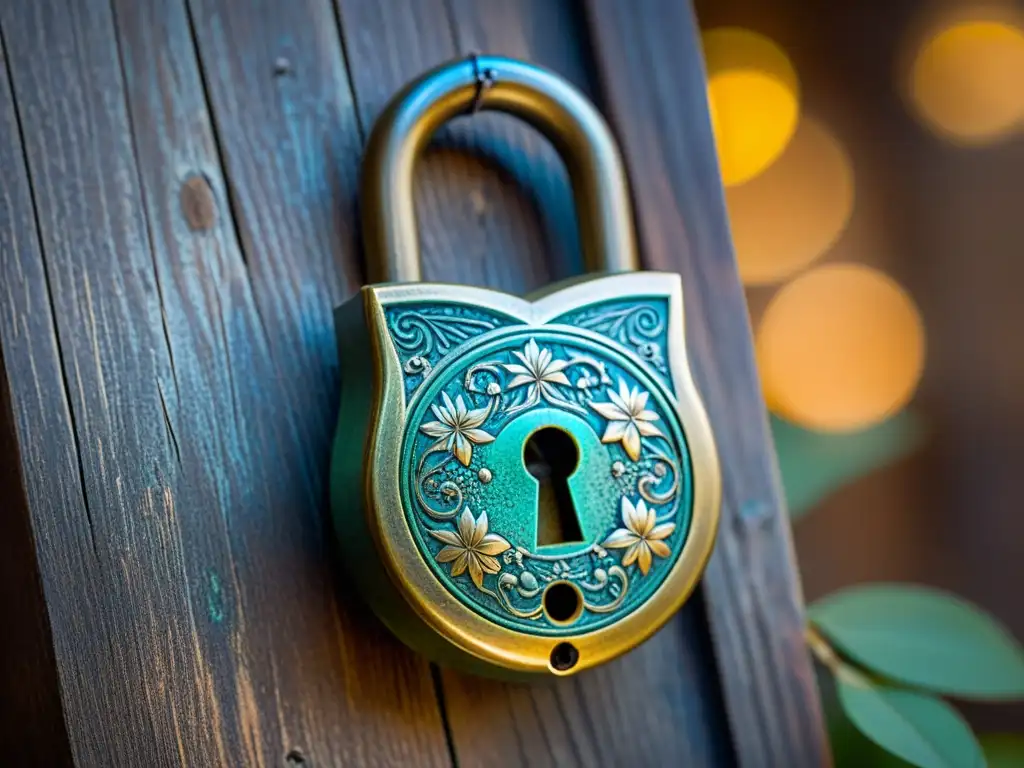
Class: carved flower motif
589,378,664,461
420,391,494,466
430,508,511,589
603,497,675,576
502,338,571,406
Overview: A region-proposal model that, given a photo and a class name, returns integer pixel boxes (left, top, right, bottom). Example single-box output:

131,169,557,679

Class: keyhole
524,427,584,547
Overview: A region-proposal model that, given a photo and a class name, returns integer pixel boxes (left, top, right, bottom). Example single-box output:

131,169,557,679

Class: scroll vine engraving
387,307,499,388
563,301,669,375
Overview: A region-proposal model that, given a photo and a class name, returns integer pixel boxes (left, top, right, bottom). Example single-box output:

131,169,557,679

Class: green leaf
810,584,1024,700
980,734,1024,768
835,666,984,768
818,662,915,767
771,412,924,520
828,695,918,767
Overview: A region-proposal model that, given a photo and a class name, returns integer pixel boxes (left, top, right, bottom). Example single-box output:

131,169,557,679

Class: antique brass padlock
330,56,720,678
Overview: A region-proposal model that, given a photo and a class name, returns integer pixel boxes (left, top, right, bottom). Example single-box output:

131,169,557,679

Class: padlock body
330,272,719,678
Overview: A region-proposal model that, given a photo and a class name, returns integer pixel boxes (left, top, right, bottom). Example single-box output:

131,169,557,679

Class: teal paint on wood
206,571,225,624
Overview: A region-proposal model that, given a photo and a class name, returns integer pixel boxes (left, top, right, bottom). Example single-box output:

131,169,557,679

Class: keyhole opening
524,427,584,547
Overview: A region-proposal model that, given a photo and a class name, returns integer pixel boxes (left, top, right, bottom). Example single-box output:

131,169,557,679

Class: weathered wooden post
0,1,826,764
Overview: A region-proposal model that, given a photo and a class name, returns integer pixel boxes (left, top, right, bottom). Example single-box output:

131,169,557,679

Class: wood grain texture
0,383,71,766
1,3,188,762
334,0,735,765
0,0,449,764
0,33,73,763
119,0,448,764
584,2,830,765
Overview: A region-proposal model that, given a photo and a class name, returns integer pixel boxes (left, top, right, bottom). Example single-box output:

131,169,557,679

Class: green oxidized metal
388,298,693,635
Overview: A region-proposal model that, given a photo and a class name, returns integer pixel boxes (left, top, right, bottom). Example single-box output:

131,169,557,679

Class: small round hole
543,581,583,624
550,642,579,672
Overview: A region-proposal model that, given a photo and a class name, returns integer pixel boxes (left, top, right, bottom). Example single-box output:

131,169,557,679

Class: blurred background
693,0,1024,747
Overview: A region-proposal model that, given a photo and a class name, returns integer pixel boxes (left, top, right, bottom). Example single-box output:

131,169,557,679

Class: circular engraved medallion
400,326,693,636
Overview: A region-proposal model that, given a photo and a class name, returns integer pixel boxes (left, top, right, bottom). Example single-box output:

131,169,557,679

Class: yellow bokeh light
909,19,1024,144
727,116,855,285
703,28,800,186
757,264,925,432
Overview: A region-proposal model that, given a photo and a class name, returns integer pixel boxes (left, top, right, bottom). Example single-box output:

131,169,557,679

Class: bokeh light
756,264,926,432
909,18,1024,144
703,28,800,186
727,116,855,285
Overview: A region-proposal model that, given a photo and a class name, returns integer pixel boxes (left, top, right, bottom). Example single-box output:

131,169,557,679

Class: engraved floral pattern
431,509,511,590
589,378,665,461
503,338,571,404
420,392,494,466
602,497,675,576
402,320,687,629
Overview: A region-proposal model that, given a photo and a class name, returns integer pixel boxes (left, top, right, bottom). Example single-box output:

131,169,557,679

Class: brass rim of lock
362,278,721,677
341,56,722,677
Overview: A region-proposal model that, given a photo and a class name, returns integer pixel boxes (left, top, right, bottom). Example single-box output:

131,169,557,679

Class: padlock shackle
361,55,640,284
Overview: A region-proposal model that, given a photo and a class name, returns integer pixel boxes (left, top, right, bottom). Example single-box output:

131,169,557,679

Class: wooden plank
0,30,74,764
584,2,830,765
0,390,71,766
115,0,449,764
0,0,450,763
334,0,736,764
0,2,191,762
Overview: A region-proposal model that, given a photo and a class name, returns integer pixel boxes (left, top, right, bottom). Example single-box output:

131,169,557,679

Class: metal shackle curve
360,55,640,284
